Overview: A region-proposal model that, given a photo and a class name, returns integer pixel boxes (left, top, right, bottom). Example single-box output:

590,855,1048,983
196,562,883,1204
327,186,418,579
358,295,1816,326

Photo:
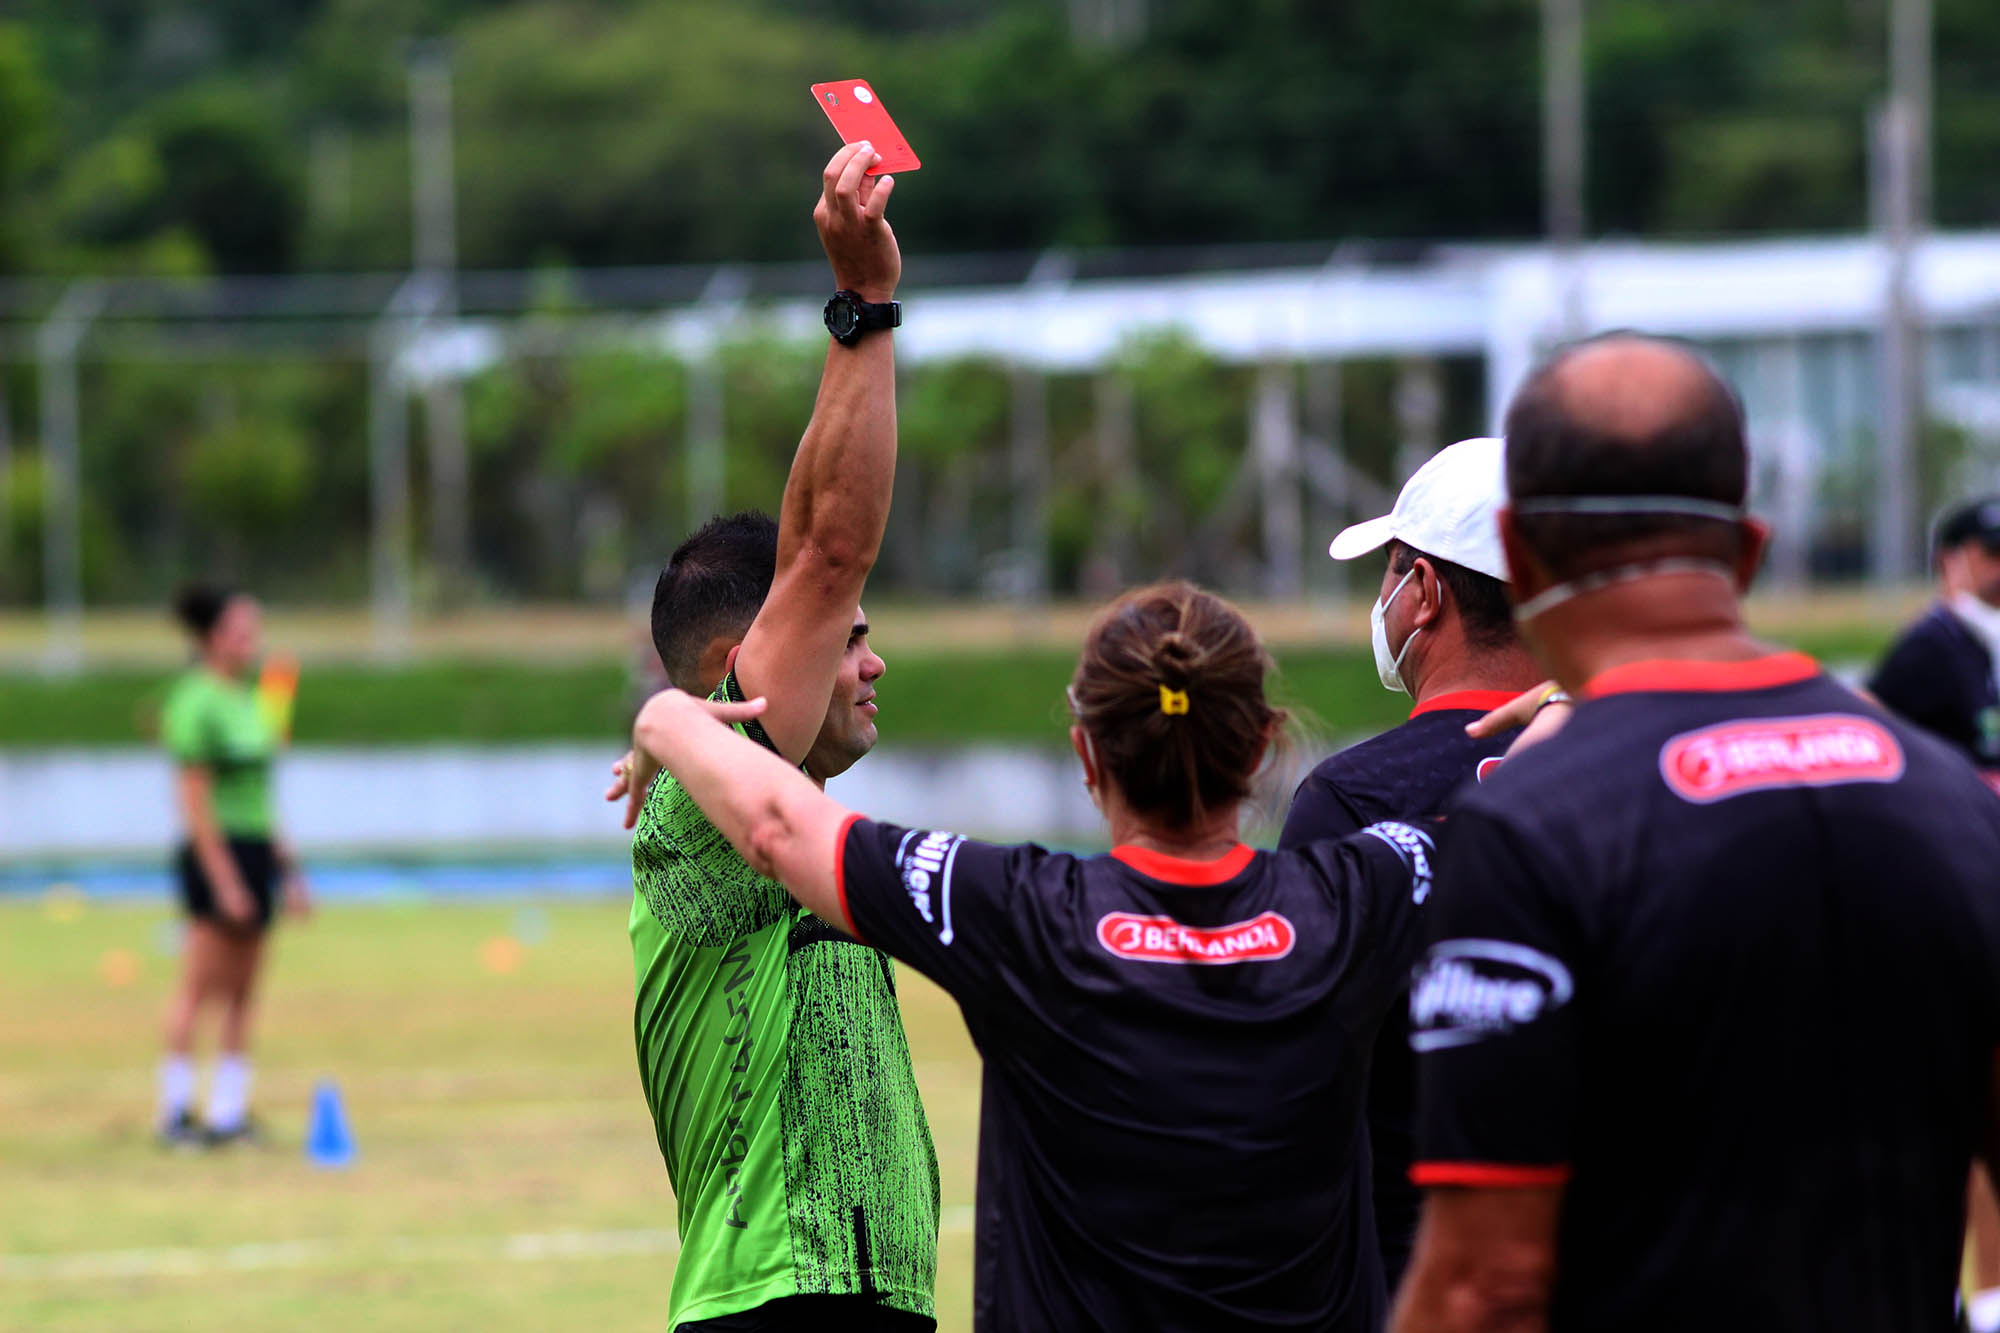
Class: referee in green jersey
606,143,937,1332
156,585,310,1146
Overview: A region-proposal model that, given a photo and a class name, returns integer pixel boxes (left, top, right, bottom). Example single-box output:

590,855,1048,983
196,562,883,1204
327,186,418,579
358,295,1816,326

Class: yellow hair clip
1158,685,1191,716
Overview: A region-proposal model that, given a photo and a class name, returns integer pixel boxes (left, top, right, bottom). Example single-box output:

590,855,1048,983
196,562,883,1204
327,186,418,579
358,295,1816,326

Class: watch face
826,297,860,338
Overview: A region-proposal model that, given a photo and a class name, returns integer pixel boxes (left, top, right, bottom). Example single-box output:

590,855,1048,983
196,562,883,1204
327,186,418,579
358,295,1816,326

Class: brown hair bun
1068,580,1284,829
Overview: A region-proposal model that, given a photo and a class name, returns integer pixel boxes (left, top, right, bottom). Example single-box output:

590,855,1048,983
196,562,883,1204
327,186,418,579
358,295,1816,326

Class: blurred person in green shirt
155,584,310,1147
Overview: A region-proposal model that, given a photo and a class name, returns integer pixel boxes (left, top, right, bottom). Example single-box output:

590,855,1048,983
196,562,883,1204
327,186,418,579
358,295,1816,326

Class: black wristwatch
823,290,901,346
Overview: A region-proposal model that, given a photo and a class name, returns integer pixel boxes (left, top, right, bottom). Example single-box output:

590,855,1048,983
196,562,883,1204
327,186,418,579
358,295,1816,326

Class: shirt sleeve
1869,620,1961,741
837,817,1045,1014
628,671,796,949
1329,820,1440,1015
1278,772,1369,848
159,682,213,765
1410,805,1580,1188
633,779,795,948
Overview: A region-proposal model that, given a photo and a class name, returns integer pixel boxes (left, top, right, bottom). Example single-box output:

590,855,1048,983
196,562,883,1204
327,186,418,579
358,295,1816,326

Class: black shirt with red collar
1278,687,1521,1293
1413,653,2000,1331
836,816,1438,1333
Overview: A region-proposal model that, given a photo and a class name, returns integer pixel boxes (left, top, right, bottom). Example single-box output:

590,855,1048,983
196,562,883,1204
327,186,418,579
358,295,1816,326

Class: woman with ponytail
618,581,1438,1331
156,585,308,1148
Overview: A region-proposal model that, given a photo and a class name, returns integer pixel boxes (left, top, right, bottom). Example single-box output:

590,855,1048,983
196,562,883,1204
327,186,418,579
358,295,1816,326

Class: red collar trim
1583,652,1819,698
1411,689,1523,719
1111,843,1257,886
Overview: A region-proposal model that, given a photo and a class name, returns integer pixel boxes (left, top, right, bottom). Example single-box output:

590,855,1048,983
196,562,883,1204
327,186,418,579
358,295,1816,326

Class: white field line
0,1206,975,1283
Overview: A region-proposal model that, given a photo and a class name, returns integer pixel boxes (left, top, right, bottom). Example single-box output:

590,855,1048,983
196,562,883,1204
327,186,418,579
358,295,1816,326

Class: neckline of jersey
1410,689,1524,718
1582,651,1819,698
1110,842,1258,886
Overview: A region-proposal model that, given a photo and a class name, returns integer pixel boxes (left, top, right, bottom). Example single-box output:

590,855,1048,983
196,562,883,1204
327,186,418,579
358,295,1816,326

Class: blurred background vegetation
8,0,2000,277
0,0,1993,607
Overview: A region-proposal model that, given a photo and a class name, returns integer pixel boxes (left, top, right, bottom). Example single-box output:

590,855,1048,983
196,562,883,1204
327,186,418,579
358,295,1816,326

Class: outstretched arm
627,688,858,931
1390,1187,1561,1332
733,142,903,764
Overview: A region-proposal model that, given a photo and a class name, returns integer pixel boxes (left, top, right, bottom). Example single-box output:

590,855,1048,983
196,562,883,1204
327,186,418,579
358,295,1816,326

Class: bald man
1391,336,2000,1332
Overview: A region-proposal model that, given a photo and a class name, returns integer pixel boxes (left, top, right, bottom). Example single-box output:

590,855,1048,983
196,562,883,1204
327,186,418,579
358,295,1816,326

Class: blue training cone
305,1078,356,1169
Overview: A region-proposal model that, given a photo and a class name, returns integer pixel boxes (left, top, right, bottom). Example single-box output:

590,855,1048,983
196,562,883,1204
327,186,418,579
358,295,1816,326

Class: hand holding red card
814,142,900,301
811,80,920,175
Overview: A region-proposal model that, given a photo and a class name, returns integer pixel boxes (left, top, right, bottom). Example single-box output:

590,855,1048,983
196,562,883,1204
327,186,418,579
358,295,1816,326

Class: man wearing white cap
1278,436,1541,1299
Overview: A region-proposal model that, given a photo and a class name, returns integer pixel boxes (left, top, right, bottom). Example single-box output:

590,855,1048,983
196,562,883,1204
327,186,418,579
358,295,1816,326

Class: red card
810,80,921,175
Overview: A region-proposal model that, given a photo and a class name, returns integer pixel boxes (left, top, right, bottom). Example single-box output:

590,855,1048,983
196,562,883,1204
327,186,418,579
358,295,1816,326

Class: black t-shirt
1413,654,2000,1331
838,817,1437,1332
1278,689,1519,1294
1869,603,2000,776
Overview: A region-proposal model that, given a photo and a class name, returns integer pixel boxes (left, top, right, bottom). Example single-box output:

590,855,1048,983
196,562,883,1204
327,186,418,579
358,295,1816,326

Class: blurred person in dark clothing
1870,496,2000,788
1872,496,2000,1329
1278,435,1541,1296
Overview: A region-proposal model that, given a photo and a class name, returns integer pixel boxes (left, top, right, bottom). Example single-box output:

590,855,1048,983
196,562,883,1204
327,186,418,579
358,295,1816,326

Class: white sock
206,1055,252,1132
158,1056,196,1126
1970,1286,2000,1333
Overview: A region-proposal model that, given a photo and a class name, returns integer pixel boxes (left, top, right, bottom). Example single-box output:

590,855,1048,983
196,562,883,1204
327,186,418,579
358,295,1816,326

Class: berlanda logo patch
1095,911,1296,965
1659,714,1904,804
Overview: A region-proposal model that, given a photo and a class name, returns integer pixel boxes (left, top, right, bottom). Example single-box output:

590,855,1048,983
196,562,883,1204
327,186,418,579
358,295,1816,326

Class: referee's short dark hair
1504,333,1749,581
650,511,779,693
1386,540,1517,653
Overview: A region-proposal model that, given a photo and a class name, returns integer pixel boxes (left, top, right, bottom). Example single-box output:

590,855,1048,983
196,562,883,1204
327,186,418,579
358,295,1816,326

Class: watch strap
826,290,901,345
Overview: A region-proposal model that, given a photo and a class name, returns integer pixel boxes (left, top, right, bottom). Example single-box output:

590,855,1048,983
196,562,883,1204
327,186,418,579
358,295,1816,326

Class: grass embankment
0,899,981,1332
0,606,1906,748
0,650,1413,747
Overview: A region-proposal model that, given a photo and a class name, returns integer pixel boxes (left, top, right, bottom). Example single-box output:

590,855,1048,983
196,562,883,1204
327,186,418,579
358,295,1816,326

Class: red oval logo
1659,714,1904,804
1094,911,1296,965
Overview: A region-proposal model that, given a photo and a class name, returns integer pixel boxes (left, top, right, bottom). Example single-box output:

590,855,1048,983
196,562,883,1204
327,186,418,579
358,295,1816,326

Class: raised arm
733,142,902,763
628,688,858,931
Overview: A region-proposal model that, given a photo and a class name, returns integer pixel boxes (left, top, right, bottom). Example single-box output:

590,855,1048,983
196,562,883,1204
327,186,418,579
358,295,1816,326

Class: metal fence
4,232,2000,668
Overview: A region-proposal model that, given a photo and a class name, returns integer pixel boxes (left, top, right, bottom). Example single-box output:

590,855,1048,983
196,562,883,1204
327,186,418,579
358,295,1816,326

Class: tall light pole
1542,0,1587,342
1872,0,1931,583
409,40,471,605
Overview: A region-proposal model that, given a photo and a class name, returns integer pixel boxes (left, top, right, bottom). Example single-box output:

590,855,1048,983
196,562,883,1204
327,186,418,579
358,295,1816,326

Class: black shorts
176,837,279,931
678,1295,936,1333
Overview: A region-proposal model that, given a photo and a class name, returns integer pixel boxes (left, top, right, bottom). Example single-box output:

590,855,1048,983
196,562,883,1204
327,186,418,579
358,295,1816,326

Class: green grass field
0,899,983,1332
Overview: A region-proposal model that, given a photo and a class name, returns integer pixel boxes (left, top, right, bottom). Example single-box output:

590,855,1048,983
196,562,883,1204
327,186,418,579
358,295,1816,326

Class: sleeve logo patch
895,829,964,944
1095,911,1296,965
1411,939,1574,1051
1658,713,1905,804
1361,820,1436,904
1475,756,1505,783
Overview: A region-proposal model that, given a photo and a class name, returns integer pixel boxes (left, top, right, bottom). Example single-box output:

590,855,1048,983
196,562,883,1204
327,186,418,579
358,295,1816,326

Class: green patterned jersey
629,674,939,1330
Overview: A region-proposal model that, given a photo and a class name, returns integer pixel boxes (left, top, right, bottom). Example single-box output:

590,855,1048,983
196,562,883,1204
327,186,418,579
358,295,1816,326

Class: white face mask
1511,557,1735,623
1370,568,1422,694
1506,496,1750,623
1952,591,2000,653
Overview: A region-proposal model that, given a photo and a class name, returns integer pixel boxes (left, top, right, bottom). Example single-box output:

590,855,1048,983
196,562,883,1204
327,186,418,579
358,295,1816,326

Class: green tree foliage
466,345,688,597
5,1,1998,607
182,413,316,543
892,356,1012,590
7,0,1999,277
0,23,51,272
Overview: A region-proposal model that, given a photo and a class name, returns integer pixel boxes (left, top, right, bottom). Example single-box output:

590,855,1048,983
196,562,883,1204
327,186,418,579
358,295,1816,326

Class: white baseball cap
1327,436,1509,581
